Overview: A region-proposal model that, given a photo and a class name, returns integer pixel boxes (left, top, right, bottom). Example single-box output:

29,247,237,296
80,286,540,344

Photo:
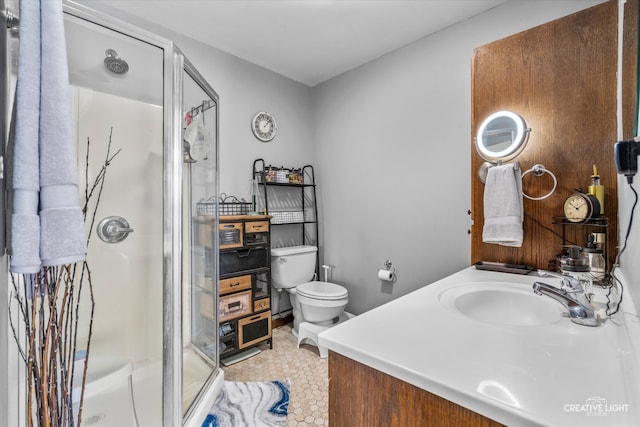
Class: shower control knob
97,216,134,243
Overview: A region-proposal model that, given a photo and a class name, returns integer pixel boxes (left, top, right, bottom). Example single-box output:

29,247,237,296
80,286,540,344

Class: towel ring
521,164,557,200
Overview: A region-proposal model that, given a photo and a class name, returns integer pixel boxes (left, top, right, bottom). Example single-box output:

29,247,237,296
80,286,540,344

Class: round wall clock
252,111,277,142
563,192,601,223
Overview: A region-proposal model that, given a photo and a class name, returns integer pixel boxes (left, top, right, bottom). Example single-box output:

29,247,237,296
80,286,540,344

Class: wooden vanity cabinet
328,351,504,427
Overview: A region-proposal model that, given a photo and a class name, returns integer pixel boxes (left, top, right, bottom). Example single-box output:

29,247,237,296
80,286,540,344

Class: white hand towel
482,163,523,247
39,0,87,266
9,0,42,273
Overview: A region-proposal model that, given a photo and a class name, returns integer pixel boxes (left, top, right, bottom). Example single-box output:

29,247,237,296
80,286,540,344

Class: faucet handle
537,270,583,293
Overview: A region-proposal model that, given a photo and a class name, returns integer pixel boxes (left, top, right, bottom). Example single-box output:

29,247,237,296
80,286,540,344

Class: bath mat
202,379,290,427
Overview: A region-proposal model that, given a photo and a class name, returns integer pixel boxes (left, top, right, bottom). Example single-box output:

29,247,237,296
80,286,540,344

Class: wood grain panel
471,1,622,270
328,351,504,427
623,0,638,139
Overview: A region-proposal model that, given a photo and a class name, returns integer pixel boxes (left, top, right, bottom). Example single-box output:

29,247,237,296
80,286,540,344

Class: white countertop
318,267,640,426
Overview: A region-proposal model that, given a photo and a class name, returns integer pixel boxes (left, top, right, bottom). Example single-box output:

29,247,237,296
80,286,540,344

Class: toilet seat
297,281,348,301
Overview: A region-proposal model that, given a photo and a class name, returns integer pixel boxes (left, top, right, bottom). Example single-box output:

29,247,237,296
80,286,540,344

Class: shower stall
2,1,223,426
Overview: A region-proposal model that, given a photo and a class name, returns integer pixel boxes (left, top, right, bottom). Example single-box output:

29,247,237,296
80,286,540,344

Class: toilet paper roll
378,269,393,281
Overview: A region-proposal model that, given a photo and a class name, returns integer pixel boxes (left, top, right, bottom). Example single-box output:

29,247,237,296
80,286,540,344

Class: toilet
270,245,349,339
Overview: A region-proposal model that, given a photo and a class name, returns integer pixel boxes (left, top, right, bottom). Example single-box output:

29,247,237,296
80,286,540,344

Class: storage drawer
220,246,268,275
253,298,270,312
219,223,243,249
219,274,252,295
238,310,272,349
219,290,252,322
245,232,269,246
245,221,269,233
220,336,236,357
219,321,237,356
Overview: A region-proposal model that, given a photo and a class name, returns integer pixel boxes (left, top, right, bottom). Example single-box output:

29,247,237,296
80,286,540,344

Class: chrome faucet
532,280,599,327
537,270,583,292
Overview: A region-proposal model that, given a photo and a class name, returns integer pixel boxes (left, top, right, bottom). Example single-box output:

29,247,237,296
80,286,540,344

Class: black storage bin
220,246,268,275
241,317,269,345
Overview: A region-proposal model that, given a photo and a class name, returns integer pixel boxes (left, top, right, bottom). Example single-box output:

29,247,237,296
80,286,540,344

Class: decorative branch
9,130,119,427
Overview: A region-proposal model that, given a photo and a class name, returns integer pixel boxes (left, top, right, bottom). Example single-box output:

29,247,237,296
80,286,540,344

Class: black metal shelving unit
253,158,320,279
552,216,609,281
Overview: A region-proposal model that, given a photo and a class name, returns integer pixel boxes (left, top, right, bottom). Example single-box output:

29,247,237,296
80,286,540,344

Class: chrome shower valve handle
97,216,134,243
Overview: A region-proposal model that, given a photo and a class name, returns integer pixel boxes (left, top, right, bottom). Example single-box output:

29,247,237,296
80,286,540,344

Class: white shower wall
72,86,164,367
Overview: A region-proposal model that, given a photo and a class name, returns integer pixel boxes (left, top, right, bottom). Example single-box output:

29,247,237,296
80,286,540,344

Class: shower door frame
179,50,223,425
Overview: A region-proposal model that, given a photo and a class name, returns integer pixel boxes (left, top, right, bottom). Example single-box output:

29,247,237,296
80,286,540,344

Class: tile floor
223,323,329,426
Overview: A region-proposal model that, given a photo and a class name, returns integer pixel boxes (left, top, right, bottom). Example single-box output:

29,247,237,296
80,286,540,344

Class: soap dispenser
588,164,605,215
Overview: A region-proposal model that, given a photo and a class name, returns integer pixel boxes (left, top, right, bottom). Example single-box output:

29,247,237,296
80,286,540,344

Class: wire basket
270,211,305,224
197,195,252,216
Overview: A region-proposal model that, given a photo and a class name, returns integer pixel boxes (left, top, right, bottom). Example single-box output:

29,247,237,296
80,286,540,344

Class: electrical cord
606,181,638,316
523,213,579,246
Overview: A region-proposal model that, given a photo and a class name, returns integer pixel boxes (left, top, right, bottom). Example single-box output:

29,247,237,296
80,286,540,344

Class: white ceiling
78,0,507,87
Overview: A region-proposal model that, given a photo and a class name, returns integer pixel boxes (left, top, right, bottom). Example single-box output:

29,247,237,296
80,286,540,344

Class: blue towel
9,0,86,273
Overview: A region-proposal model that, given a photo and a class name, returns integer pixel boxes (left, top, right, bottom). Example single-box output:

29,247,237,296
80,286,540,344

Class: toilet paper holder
382,260,396,281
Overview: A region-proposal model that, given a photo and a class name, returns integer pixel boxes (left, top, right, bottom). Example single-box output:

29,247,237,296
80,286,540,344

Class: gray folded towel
482,163,523,247
39,0,86,267
9,0,41,273
10,214,41,274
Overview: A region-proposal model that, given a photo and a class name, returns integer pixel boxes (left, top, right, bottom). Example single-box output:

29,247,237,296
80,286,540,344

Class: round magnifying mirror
475,111,529,162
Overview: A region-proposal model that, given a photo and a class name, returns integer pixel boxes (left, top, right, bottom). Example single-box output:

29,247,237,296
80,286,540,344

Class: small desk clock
563,192,601,222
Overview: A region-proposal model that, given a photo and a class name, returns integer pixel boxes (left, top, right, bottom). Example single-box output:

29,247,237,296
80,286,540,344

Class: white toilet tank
271,245,318,289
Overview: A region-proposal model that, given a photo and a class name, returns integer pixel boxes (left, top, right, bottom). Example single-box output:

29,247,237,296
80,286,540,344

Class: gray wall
312,0,605,314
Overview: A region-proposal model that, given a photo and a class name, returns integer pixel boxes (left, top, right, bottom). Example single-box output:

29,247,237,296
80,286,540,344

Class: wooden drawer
219,290,252,322
253,298,270,312
238,310,271,349
219,222,243,249
219,275,252,295
245,221,269,233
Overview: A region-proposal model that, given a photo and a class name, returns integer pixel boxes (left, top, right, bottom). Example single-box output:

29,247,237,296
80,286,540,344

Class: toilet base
296,312,355,358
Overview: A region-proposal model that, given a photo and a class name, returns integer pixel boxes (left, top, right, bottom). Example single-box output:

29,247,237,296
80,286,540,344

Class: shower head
104,49,129,75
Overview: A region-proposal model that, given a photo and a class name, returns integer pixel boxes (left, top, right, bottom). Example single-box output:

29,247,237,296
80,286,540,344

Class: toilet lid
297,281,348,300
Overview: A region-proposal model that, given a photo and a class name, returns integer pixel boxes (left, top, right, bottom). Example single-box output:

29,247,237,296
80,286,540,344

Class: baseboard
272,314,293,329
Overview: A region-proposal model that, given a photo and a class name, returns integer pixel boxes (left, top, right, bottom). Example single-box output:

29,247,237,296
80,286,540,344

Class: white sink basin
439,282,564,326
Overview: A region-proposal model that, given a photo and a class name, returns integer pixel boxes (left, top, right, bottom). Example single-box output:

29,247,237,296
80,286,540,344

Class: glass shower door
181,64,219,416
62,6,220,426
65,11,165,427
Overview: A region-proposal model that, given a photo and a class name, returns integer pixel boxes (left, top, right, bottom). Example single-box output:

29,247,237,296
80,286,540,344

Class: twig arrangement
9,128,120,427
